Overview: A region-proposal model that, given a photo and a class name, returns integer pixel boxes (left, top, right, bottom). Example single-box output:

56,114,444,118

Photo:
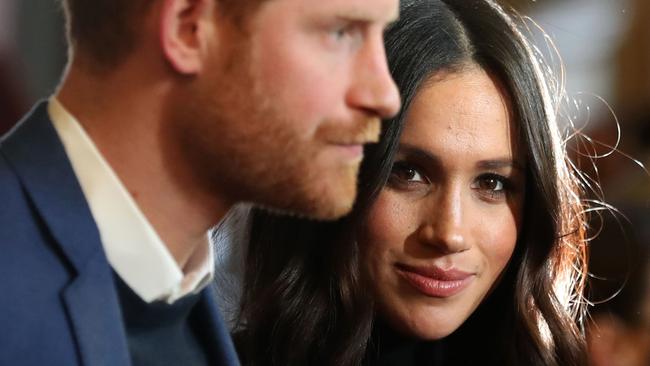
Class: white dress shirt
48,97,214,304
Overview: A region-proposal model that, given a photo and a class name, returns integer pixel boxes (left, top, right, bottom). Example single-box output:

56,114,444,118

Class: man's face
175,0,401,219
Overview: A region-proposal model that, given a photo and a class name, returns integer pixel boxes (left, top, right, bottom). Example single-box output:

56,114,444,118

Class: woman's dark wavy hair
234,1,588,365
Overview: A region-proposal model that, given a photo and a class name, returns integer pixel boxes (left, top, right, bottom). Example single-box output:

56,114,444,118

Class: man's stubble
168,33,379,220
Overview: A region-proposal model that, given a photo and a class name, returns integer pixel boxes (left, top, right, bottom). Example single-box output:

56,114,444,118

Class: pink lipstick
396,264,474,298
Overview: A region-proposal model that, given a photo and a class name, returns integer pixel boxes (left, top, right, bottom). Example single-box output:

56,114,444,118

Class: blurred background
0,0,648,364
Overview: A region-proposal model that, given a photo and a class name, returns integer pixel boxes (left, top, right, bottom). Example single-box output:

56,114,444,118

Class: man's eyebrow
334,7,399,25
334,16,395,26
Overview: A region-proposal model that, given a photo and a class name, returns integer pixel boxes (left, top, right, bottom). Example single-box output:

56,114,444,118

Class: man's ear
159,0,215,75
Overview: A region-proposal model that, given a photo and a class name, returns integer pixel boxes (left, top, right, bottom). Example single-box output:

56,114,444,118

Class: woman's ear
159,0,216,75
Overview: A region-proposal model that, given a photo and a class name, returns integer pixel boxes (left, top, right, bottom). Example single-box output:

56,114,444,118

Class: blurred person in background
588,207,650,366
0,0,26,132
585,1,650,362
0,0,401,365
0,58,26,132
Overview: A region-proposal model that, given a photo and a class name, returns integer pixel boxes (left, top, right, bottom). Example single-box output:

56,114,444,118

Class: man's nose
347,35,401,119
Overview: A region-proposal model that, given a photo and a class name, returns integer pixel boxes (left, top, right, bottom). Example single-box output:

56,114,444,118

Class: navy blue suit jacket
0,102,240,366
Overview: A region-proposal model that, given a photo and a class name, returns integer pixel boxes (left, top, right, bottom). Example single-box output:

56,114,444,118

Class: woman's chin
389,313,463,341
409,325,457,341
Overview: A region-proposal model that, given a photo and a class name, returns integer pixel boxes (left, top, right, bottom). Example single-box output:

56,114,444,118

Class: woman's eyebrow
476,159,524,171
397,143,441,165
398,144,524,171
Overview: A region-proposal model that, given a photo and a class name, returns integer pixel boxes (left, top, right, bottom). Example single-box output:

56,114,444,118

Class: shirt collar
48,97,214,304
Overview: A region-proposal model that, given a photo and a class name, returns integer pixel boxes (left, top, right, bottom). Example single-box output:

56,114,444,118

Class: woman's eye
477,176,504,191
471,174,509,200
390,162,426,183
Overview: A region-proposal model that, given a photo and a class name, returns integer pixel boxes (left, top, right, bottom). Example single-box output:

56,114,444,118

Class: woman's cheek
479,207,519,274
362,189,415,255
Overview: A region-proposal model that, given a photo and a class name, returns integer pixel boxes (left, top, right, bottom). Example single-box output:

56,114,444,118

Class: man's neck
56,61,231,268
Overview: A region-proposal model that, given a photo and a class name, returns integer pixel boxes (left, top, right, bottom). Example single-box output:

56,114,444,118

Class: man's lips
319,118,381,146
395,264,475,298
327,142,366,161
325,120,380,160
333,143,363,153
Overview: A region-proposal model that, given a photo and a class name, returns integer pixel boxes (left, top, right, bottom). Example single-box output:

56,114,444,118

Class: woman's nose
417,187,470,254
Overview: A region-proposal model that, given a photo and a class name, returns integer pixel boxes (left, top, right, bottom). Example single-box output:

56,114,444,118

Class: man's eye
326,24,363,46
390,162,425,183
332,26,350,40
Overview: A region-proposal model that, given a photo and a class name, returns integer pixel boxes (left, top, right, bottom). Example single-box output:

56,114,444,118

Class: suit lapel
1,102,130,366
61,258,131,366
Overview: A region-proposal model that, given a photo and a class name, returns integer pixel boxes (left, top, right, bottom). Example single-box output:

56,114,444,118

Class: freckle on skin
391,199,417,233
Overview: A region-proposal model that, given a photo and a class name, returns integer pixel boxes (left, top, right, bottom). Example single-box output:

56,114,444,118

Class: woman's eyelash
475,173,511,190
388,163,518,201
389,161,427,184
471,173,517,201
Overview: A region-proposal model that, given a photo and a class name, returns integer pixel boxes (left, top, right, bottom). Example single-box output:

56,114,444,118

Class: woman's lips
396,264,475,298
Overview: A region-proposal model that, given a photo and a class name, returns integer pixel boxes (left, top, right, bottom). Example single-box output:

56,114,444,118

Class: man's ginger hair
60,0,266,68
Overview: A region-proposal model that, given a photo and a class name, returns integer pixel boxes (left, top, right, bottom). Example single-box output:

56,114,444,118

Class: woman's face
359,66,526,340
